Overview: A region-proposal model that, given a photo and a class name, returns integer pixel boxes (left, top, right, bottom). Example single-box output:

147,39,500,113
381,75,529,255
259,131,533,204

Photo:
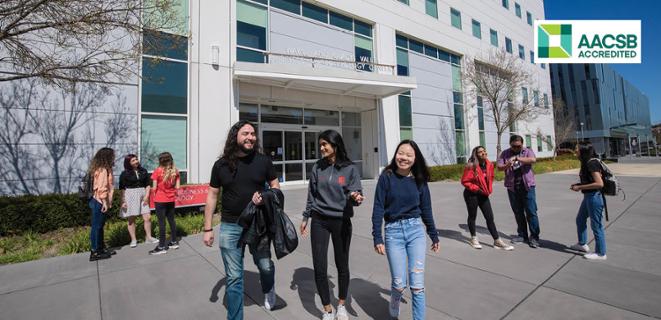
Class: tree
0,0,183,85
462,50,548,156
551,99,576,159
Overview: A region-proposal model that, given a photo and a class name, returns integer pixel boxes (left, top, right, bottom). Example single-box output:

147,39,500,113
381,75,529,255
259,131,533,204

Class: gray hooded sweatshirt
302,159,362,219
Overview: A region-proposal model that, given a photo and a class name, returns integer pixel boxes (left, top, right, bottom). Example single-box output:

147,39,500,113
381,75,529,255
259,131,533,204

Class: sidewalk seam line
97,260,103,320
498,177,661,320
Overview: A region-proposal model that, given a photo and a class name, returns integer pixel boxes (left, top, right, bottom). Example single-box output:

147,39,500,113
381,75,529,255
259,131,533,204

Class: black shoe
101,248,117,255
89,251,112,261
529,239,540,248
149,246,168,255
167,241,179,250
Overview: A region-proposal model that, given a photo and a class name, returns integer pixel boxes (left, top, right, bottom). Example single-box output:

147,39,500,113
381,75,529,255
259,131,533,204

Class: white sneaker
583,253,607,260
129,240,137,248
264,286,276,311
145,237,159,244
469,237,482,249
570,243,590,253
494,239,514,251
389,292,401,318
321,310,335,320
336,304,349,320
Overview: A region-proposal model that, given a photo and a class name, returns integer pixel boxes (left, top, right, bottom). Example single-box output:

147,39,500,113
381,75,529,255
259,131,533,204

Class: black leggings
463,189,499,239
310,213,352,306
155,202,176,248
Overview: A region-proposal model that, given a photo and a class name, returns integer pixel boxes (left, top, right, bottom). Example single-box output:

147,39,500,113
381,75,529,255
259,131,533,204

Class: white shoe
494,239,514,251
336,304,349,320
321,310,335,320
129,240,137,248
469,237,482,249
389,292,401,318
583,253,607,260
264,286,276,311
145,237,159,244
570,243,590,253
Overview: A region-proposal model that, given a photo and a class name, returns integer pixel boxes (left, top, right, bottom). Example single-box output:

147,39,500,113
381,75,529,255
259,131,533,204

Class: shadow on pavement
458,224,512,242
350,277,405,320
290,267,326,318
210,271,287,310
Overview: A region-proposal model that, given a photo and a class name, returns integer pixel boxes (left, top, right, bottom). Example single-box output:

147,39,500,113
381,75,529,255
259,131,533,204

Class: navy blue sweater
371,171,439,246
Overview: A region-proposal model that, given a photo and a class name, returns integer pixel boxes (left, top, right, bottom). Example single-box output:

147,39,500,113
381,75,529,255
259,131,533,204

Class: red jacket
461,160,495,196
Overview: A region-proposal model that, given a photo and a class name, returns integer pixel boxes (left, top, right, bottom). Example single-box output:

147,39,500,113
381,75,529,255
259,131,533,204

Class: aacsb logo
534,20,641,64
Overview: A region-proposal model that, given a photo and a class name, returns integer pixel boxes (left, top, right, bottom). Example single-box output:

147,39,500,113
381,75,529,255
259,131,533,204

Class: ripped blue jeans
385,217,427,320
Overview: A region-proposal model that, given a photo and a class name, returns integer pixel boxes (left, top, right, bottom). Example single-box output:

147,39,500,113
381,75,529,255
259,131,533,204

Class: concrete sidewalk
1,169,661,319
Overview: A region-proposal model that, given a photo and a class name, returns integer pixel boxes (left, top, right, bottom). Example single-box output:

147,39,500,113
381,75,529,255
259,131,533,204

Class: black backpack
78,172,93,202
589,158,625,221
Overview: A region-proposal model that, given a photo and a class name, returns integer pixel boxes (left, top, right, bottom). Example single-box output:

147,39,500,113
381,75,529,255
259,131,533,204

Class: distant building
550,64,651,157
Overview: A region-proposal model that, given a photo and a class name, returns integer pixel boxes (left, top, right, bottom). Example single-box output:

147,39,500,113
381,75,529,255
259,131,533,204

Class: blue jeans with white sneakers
576,191,606,256
385,217,427,320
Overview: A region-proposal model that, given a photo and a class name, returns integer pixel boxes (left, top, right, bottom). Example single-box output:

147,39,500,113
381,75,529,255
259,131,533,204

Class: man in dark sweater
203,121,280,320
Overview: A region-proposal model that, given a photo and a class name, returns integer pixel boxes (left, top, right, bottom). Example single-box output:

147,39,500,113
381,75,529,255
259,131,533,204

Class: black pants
310,213,352,306
155,202,176,248
463,189,499,239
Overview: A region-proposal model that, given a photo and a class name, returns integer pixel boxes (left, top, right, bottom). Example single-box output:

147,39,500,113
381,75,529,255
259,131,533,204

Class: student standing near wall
149,152,180,255
119,154,158,248
88,147,116,261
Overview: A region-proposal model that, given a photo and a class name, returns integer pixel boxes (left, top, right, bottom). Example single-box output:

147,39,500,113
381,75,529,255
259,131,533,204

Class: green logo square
538,24,572,58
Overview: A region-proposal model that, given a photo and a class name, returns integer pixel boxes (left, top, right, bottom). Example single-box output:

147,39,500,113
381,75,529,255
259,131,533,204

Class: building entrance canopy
234,61,417,99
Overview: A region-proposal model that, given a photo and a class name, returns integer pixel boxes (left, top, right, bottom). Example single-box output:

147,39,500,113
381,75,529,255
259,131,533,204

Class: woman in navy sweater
372,140,439,320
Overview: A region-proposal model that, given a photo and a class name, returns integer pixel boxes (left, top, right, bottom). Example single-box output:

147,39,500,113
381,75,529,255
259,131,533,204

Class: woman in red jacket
461,146,513,250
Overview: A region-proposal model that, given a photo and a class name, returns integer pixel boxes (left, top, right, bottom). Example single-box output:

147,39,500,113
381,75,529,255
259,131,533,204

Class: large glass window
271,0,301,14
303,108,339,126
239,103,258,122
450,8,462,30
141,58,188,114
143,30,188,60
329,11,353,31
425,0,438,18
237,0,267,62
398,93,412,140
141,115,187,170
490,29,498,46
261,105,303,124
396,48,409,76
452,65,462,92
302,2,328,23
472,20,481,39
355,35,373,72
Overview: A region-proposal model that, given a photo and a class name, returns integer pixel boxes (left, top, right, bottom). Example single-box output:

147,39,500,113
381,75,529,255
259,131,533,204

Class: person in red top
461,146,513,251
149,152,181,255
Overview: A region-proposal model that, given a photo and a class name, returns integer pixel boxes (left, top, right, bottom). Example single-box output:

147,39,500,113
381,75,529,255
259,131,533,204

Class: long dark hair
89,147,115,175
577,141,598,173
318,129,352,167
468,145,486,169
123,154,143,171
158,152,178,182
220,120,260,172
385,140,430,185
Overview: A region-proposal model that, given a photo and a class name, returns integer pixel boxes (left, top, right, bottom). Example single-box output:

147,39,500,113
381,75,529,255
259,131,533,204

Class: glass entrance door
262,128,329,182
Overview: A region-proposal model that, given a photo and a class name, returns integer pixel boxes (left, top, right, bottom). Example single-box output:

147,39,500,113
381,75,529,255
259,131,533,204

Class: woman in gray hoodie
300,129,364,320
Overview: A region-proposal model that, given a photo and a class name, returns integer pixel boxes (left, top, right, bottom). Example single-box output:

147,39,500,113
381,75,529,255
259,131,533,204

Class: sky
544,0,661,125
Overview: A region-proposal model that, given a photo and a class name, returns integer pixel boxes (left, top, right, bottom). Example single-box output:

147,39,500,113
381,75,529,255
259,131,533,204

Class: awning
233,62,417,99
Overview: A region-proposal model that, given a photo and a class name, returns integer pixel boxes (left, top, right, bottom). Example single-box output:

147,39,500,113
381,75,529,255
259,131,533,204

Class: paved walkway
2,163,661,320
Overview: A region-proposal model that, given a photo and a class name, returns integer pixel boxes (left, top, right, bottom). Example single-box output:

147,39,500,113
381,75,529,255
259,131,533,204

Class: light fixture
211,45,220,66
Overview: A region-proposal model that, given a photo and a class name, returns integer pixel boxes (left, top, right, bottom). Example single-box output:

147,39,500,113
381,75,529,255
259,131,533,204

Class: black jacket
237,189,298,259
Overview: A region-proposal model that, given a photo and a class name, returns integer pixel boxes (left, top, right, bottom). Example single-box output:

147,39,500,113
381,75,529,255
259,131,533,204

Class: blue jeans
576,191,606,255
89,198,106,251
219,222,275,320
507,186,540,240
385,217,427,320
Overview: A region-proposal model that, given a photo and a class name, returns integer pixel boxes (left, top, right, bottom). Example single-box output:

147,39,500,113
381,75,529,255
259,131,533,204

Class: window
141,115,188,170
543,93,549,109
453,63,465,162
329,11,353,31
396,48,409,76
424,45,438,58
409,39,423,53
546,135,553,151
271,0,300,14
505,37,512,53
533,90,539,107
518,44,525,60
515,3,521,17
537,135,543,152
478,96,486,147
450,8,461,30
526,11,532,25
143,30,187,60
302,2,328,23
502,0,509,9
509,102,517,133
237,0,267,62
525,135,532,148
472,20,481,39
490,29,498,46
396,34,408,48
398,0,409,4
426,0,438,18
141,58,188,114
355,35,373,72
530,50,534,64
522,87,528,104
399,93,412,140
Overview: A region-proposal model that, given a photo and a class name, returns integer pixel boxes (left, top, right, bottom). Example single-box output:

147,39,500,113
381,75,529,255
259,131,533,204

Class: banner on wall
149,184,209,210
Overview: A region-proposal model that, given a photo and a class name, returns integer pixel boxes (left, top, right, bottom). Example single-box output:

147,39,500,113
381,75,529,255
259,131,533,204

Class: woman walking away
570,141,607,260
300,130,364,320
149,152,180,255
461,146,514,251
88,147,116,261
119,154,158,248
372,140,440,320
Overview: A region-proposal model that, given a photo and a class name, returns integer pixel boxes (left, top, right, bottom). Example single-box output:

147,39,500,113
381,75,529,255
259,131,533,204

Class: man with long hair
202,120,280,320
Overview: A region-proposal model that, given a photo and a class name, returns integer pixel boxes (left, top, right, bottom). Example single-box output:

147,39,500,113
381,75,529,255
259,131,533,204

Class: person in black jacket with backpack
569,141,607,260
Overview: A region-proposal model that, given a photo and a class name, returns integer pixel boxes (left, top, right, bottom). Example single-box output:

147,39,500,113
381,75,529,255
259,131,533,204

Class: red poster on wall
149,184,209,209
